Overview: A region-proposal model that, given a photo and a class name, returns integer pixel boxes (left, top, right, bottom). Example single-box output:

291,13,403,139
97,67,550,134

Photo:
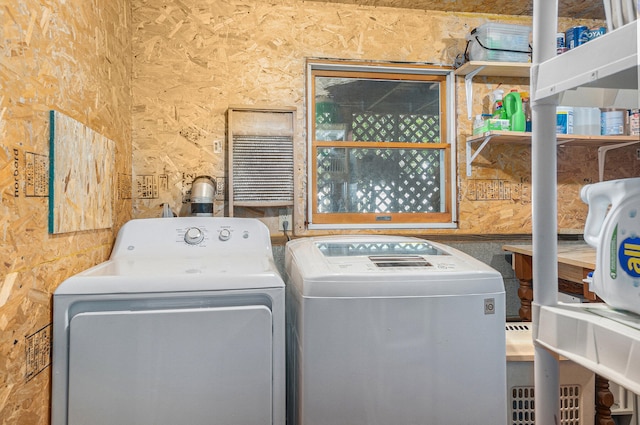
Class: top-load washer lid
285,235,505,297
317,239,448,267
55,217,284,295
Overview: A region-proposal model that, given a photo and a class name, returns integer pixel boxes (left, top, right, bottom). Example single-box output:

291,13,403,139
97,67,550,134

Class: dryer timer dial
218,228,232,241
184,227,204,245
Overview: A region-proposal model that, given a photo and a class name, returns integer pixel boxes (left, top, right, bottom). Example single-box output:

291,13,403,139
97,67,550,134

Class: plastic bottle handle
581,178,640,247
580,184,614,247
504,94,513,115
505,93,522,115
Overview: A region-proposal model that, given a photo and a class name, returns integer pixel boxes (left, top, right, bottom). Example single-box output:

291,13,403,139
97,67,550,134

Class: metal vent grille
232,135,294,202
510,385,583,425
316,242,447,257
368,255,432,268
506,323,531,332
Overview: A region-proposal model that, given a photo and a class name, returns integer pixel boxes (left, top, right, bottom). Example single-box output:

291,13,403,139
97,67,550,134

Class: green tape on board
48,110,55,234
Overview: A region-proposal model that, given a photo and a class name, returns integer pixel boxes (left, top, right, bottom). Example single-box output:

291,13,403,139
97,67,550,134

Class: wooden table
503,243,597,320
503,242,615,425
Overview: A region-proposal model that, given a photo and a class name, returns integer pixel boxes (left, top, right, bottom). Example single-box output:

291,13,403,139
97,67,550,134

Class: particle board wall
0,0,132,424
131,0,632,237
49,111,115,234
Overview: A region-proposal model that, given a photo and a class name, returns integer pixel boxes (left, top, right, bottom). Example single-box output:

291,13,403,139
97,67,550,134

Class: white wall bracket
598,140,640,181
466,134,494,176
464,66,485,120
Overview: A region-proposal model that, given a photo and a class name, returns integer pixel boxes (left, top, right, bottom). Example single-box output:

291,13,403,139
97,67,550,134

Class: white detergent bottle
581,177,640,315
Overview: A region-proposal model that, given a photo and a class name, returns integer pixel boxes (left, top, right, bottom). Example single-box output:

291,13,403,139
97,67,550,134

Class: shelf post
531,0,560,422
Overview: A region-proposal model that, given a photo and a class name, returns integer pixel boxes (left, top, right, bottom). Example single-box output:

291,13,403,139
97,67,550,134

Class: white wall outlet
215,177,225,200
278,209,292,231
214,140,222,153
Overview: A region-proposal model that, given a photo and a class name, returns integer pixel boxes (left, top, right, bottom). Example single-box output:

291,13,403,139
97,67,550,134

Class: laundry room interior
2,0,640,424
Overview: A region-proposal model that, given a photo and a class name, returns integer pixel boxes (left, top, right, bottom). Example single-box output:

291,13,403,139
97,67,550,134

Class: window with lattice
307,60,456,228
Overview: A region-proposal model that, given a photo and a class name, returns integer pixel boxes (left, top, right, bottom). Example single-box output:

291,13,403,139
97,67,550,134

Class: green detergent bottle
504,91,526,132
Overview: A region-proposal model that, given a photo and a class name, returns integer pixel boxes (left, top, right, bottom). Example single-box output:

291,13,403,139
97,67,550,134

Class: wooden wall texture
131,0,634,236
0,0,132,424
0,0,637,423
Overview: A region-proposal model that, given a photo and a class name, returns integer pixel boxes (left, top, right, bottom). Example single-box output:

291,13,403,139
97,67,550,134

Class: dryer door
67,305,272,425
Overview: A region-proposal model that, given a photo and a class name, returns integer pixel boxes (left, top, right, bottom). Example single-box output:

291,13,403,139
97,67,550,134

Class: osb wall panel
50,111,115,234
131,0,635,237
0,0,131,424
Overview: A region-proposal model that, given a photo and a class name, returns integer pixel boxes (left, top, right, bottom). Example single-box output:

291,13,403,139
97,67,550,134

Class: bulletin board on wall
49,110,115,234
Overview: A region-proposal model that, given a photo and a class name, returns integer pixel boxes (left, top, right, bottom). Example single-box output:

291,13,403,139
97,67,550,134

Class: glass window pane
316,147,445,214
315,77,441,142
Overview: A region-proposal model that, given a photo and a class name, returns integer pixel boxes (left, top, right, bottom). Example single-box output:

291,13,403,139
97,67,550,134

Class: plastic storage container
506,322,595,425
466,23,532,62
573,107,601,135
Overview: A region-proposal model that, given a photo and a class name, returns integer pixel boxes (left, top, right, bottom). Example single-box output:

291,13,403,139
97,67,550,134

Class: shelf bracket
556,138,576,146
464,66,485,120
466,134,494,176
598,140,640,181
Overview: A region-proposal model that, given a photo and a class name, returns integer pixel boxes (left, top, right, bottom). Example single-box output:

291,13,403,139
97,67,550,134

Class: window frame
306,59,457,230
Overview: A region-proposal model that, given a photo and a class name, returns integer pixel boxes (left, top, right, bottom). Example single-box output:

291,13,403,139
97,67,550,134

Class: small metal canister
190,176,216,216
600,109,627,136
565,25,588,49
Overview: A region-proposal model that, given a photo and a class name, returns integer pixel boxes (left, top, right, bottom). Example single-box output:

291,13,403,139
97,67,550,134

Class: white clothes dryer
52,217,284,425
285,235,506,425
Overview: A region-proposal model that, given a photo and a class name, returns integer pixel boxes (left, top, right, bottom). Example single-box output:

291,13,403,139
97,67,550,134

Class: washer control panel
178,225,237,247
111,218,271,258
179,226,240,246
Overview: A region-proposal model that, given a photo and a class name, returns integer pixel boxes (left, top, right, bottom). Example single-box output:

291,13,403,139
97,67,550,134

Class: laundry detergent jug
503,91,526,132
581,177,640,315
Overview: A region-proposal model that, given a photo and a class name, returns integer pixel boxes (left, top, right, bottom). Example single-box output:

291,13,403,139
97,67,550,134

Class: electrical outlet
637,148,640,160
216,177,225,200
279,209,292,231
214,140,222,154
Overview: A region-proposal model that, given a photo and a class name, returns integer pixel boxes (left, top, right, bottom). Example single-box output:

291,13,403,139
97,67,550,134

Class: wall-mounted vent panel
368,256,432,268
232,135,293,202
228,107,295,216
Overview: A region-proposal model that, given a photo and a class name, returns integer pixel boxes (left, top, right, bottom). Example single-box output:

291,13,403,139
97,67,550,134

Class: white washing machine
285,235,506,425
51,217,285,425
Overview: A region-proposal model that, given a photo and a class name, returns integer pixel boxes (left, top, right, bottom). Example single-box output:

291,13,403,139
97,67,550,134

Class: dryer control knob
218,228,232,241
184,227,204,245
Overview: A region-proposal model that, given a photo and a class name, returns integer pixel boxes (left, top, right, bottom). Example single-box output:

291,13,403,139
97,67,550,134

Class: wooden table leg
595,375,615,425
512,253,533,321
517,279,533,321
592,286,615,425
